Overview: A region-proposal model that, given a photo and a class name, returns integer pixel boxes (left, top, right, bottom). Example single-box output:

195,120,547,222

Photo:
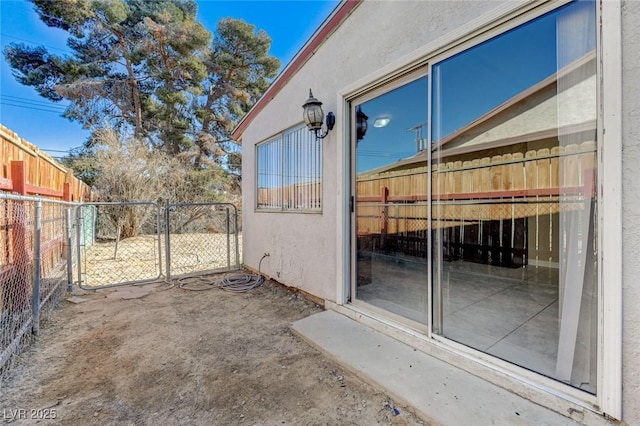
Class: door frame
335,0,621,418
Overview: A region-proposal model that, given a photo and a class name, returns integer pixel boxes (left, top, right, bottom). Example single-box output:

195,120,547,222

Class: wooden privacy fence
356,141,596,235
0,125,91,201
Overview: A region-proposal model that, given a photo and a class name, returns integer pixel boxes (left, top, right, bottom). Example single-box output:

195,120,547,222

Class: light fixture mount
356,106,368,140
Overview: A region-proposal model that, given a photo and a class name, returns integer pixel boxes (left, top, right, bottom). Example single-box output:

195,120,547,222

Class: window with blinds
256,125,322,211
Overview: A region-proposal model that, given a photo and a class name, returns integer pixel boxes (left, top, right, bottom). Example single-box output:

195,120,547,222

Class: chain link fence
1,194,76,384
74,202,241,288
166,203,241,279
1,197,243,382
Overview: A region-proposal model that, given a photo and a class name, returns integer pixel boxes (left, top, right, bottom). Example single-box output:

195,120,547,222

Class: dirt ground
0,276,426,425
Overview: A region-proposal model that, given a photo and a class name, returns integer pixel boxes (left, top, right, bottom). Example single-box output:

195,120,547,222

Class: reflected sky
432,0,595,142
356,76,428,173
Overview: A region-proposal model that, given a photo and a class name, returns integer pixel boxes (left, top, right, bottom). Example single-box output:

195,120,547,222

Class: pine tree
4,0,280,169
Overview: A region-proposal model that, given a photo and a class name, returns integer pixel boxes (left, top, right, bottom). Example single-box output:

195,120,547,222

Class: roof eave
231,0,362,142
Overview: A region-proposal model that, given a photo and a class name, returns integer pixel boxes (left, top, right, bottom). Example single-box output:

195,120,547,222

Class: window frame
255,123,323,213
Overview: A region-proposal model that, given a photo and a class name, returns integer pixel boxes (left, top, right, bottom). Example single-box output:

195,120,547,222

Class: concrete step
291,310,580,426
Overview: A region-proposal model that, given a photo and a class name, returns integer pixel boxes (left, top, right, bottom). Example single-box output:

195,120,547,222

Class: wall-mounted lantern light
356,106,368,140
302,89,335,139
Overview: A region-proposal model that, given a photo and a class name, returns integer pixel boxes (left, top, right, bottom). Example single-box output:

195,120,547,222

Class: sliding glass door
351,0,598,395
352,74,429,325
431,0,597,393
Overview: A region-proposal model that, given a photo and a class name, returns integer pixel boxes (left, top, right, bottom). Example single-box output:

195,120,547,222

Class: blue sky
0,0,339,157
356,75,428,173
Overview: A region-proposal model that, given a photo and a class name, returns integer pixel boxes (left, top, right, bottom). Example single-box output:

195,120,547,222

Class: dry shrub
91,128,240,238
92,128,187,238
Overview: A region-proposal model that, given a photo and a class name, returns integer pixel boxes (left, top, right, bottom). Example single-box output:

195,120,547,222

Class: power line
2,94,70,108
1,94,69,112
0,101,66,114
0,100,67,112
40,148,74,153
0,33,73,54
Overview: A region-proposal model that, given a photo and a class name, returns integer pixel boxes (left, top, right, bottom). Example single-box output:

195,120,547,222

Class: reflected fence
356,141,597,268
1,195,241,384
357,195,595,269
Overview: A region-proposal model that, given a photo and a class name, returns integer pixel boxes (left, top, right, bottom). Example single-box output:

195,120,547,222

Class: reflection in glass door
353,75,429,325
431,1,598,393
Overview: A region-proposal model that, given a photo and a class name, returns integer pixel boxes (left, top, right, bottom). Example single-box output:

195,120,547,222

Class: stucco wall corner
621,0,640,423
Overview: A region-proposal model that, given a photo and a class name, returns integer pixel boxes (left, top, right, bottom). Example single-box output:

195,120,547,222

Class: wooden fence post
4,161,30,312
380,186,388,249
11,161,26,196
63,182,71,202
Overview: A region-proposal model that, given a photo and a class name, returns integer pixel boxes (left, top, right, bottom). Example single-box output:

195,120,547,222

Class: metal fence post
234,206,240,268
226,207,231,271
76,205,83,288
32,199,42,336
65,206,74,293
155,203,163,277
165,205,171,282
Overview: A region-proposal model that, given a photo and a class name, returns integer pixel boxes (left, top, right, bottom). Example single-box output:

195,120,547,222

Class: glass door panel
353,76,429,325
431,1,597,393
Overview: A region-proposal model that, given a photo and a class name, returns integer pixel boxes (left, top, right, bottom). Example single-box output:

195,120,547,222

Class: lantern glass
356,107,368,140
302,89,324,131
304,103,324,130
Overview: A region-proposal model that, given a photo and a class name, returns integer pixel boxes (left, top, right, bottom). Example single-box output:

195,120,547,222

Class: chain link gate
75,202,164,289
165,202,240,280
74,201,240,289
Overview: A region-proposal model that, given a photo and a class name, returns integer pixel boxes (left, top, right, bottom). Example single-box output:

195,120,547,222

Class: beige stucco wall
241,0,508,301
621,0,640,423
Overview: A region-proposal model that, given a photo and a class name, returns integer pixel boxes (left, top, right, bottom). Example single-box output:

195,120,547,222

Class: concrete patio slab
291,310,580,426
